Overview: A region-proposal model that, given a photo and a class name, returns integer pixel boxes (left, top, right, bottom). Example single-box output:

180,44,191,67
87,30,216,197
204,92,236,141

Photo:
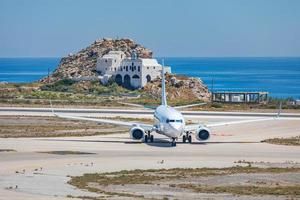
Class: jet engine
195,127,210,141
130,127,145,140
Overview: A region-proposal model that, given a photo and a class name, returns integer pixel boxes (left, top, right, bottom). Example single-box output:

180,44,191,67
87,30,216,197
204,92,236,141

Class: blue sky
0,0,300,57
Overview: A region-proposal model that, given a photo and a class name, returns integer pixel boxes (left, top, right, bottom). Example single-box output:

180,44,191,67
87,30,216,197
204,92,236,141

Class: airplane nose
170,123,183,137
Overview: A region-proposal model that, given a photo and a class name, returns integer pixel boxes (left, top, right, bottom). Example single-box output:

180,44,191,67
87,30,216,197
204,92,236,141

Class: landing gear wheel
150,135,154,143
182,135,186,143
171,138,177,147
144,135,148,143
188,135,192,143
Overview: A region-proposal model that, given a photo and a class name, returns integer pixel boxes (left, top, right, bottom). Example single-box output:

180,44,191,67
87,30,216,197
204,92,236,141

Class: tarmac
0,108,299,199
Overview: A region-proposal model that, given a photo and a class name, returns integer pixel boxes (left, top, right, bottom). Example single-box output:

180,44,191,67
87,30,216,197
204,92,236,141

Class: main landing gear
182,132,192,143
171,138,177,147
144,131,154,143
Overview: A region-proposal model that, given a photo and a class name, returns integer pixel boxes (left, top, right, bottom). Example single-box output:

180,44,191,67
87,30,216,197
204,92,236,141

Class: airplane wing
50,101,153,130
174,102,207,109
185,102,283,132
184,117,279,132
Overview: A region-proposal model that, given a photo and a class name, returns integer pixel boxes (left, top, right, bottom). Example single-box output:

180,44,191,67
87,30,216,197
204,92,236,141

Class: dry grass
68,166,300,198
178,184,300,196
262,136,300,146
0,116,154,138
0,116,132,138
0,149,16,152
38,151,96,155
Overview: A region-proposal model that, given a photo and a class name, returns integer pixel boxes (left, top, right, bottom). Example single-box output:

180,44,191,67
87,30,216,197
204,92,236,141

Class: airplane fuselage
154,105,185,139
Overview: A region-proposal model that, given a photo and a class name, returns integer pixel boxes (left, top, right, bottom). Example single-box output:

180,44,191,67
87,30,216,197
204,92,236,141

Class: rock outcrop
143,74,211,102
40,38,152,83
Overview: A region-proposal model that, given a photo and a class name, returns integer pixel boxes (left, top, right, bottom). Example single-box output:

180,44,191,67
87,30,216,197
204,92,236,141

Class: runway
0,107,299,199
0,114,299,199
0,106,300,118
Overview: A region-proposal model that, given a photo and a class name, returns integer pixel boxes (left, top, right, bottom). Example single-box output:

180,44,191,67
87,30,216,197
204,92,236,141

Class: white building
96,51,171,89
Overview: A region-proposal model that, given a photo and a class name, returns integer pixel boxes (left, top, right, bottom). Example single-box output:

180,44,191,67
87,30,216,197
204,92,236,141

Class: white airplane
52,66,281,146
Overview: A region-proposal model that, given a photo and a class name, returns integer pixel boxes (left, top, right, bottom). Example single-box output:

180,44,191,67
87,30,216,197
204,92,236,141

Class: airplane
51,65,281,147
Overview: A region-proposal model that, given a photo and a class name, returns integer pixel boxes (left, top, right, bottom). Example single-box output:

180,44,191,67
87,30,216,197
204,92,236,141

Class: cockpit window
166,119,182,123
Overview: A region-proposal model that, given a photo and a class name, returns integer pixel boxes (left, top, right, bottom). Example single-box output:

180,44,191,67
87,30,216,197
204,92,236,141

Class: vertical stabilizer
161,59,167,106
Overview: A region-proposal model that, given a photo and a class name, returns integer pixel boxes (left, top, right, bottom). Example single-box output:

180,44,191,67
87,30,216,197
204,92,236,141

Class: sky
0,0,300,57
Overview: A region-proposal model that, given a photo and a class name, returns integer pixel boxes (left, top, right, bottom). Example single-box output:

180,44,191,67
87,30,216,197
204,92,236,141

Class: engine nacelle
195,127,210,141
130,127,145,140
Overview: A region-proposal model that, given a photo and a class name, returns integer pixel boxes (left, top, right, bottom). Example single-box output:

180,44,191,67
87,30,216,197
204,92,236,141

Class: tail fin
161,59,167,106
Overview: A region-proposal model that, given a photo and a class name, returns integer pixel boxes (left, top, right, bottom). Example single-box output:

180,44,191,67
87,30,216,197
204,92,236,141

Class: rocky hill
40,38,152,83
143,73,211,102
39,38,211,102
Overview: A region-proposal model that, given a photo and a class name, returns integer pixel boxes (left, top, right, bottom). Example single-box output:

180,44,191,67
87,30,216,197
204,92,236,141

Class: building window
138,66,140,72
105,59,107,63
153,67,155,69
147,67,149,69
126,66,128,71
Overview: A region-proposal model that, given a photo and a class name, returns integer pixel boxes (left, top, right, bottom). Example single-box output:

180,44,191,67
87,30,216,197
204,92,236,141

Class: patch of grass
0,116,129,138
178,184,300,196
0,149,16,152
38,151,96,155
68,166,300,198
262,136,300,146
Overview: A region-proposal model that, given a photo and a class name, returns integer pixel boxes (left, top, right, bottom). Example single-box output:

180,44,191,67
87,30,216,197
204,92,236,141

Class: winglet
276,101,282,118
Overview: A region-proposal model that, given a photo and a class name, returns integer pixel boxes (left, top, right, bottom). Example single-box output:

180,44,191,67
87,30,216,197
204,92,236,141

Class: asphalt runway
1,106,300,118
0,109,299,199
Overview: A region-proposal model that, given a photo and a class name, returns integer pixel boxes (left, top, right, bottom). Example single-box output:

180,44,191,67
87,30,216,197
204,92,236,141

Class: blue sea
0,57,300,99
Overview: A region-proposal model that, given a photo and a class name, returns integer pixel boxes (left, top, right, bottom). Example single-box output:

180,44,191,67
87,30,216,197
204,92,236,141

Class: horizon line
1,56,300,59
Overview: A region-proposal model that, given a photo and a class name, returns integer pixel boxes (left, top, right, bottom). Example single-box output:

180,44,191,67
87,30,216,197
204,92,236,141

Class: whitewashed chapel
96,51,171,89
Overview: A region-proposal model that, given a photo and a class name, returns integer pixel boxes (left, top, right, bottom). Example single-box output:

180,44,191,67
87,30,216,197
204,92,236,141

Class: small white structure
96,51,171,89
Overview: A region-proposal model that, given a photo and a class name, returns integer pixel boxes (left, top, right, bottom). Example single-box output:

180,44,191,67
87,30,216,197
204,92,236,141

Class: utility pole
211,76,214,102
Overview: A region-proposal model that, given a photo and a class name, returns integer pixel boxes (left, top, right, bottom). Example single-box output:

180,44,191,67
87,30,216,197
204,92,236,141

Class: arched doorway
115,74,122,86
146,75,151,83
123,74,131,89
131,74,140,89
